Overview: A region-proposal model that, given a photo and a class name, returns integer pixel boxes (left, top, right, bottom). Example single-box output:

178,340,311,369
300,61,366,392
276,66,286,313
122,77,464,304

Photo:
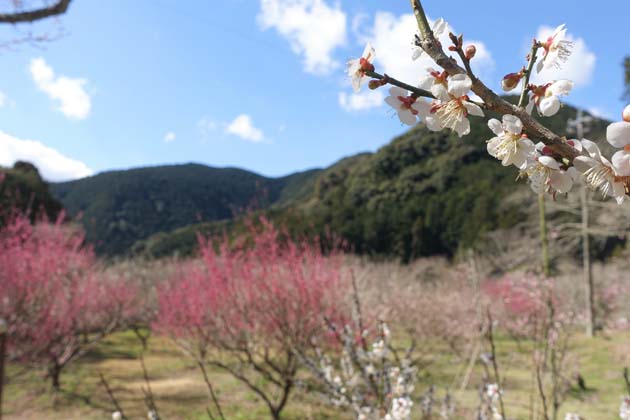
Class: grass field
4,328,630,419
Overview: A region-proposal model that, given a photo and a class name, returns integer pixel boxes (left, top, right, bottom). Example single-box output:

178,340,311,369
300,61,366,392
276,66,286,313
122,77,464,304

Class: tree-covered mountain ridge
51,100,612,259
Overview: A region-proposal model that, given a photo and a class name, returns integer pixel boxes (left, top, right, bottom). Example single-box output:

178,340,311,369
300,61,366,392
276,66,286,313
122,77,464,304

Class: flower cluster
302,320,442,420
345,8,630,204
621,396,630,420
477,383,504,420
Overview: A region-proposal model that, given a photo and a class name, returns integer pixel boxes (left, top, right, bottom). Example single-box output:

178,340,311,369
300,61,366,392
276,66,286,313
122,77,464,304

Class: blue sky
0,0,628,181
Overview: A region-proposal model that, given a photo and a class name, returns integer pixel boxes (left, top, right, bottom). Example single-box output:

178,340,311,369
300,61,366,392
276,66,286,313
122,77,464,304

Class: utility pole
567,110,596,337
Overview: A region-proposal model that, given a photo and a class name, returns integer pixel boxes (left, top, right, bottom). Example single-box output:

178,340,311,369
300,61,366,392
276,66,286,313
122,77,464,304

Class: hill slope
51,163,322,255
135,103,610,260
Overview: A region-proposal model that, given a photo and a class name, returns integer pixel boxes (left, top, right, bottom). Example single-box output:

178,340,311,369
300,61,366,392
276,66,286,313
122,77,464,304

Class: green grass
4,330,630,419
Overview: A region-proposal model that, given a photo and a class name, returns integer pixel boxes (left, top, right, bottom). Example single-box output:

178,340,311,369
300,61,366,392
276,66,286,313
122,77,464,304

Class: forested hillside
51,164,321,255
51,102,609,259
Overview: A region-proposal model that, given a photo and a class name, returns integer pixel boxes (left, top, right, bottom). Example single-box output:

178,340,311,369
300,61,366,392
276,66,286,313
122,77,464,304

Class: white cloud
258,0,347,75
226,114,265,143
163,131,176,143
29,57,91,120
532,26,596,88
197,115,218,138
360,12,495,89
0,131,93,181
338,89,384,112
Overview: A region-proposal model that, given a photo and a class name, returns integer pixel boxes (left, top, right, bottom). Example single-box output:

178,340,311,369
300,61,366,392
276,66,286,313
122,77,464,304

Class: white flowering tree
348,0,630,205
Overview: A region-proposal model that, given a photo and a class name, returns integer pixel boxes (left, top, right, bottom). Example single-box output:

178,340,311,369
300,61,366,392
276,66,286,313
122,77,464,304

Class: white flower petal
447,74,472,98
432,18,447,35
385,96,400,110
606,121,630,148
539,155,560,170
548,80,573,96
398,109,417,126
580,139,602,160
526,99,535,114
573,156,596,173
412,99,431,117
362,42,375,61
431,84,450,101
389,86,408,98
488,119,503,136
612,150,630,176
463,101,484,117
424,115,442,132
550,171,573,193
454,118,470,137
502,115,523,135
487,137,501,158
539,96,560,117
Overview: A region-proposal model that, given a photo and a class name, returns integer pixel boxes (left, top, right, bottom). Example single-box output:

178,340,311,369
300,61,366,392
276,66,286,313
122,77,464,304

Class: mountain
51,164,322,255
134,102,611,261
52,101,611,260
0,161,63,222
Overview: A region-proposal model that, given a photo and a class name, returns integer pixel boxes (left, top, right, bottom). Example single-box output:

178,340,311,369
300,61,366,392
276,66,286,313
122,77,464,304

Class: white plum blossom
563,413,582,420
148,410,159,420
487,115,534,169
412,18,447,60
537,24,574,73
524,153,574,195
607,119,630,176
527,80,574,117
384,397,414,420
418,68,450,101
623,104,630,123
427,74,484,137
112,412,123,420
384,87,431,126
574,139,626,204
620,396,630,420
347,43,375,93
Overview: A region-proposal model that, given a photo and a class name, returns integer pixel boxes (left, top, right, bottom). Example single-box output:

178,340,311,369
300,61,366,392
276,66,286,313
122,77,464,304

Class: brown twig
197,361,226,420
98,372,127,420
365,70,434,99
0,0,72,24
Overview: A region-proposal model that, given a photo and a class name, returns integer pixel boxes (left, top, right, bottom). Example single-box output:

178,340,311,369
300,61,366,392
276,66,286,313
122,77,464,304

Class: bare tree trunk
49,363,62,392
581,185,595,337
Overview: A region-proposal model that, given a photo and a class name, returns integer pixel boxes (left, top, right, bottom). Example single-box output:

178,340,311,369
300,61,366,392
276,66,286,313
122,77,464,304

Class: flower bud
368,80,382,90
501,72,522,92
542,146,554,156
465,45,476,60
623,104,630,123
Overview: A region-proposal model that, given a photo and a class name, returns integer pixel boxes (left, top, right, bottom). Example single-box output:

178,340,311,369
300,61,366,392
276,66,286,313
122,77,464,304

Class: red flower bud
501,72,523,92
465,45,476,60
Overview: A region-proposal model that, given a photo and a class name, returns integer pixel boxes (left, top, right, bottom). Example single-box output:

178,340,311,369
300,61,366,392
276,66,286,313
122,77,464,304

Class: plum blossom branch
408,0,579,162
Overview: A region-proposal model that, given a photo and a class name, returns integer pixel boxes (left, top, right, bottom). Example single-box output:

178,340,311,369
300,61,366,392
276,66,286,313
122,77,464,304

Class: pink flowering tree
155,218,350,420
0,212,140,390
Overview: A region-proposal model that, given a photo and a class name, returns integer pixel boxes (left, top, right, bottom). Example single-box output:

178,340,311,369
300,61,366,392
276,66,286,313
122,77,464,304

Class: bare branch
0,0,72,24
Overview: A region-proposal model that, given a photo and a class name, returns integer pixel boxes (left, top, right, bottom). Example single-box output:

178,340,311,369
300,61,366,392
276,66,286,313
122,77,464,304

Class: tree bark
0,0,72,24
